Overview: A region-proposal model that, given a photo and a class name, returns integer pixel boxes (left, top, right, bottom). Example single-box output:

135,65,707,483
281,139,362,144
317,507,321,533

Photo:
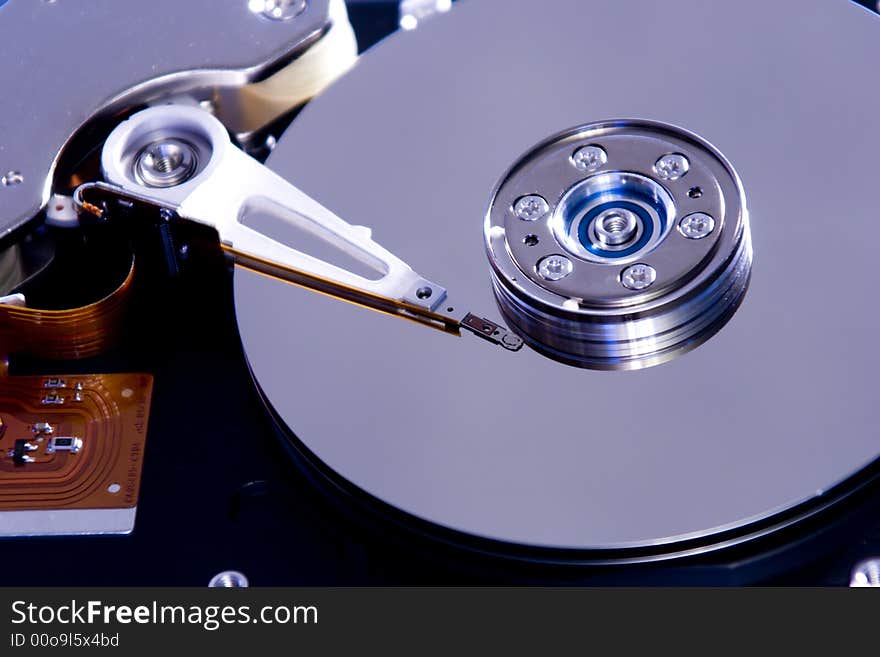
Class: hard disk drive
2,0,880,585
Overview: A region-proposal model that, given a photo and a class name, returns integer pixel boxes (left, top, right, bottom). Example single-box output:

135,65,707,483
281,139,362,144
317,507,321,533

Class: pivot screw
1,171,23,187
571,145,607,173
134,139,198,188
248,0,307,21
537,255,573,281
850,559,880,587
621,263,656,291
514,195,550,221
678,212,716,240
654,153,690,181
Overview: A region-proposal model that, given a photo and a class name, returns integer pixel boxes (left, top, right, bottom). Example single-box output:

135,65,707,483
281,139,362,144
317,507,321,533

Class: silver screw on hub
850,559,880,587
249,0,308,21
134,139,198,188
514,195,550,222
678,212,716,240
208,571,249,588
621,263,657,291
571,145,608,173
654,153,690,181
537,255,573,281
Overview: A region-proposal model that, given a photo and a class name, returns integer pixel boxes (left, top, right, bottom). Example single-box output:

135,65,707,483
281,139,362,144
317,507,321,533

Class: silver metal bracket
0,0,338,242
75,106,521,349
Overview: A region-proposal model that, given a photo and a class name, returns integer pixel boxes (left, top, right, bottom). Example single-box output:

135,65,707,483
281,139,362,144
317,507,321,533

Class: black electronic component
11,439,36,465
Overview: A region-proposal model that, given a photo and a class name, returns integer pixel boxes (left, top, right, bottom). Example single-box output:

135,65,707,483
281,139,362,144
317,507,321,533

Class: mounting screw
513,195,550,222
209,571,250,588
678,212,716,240
654,153,690,181
248,0,307,21
850,559,880,587
537,255,573,281
1,171,23,187
571,145,607,173
621,263,657,290
134,139,198,188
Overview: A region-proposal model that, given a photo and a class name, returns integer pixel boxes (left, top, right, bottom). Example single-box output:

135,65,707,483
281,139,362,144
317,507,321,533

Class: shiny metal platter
234,0,880,554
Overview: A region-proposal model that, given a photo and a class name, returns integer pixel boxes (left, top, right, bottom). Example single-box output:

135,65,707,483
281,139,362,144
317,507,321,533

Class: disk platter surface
234,0,880,556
